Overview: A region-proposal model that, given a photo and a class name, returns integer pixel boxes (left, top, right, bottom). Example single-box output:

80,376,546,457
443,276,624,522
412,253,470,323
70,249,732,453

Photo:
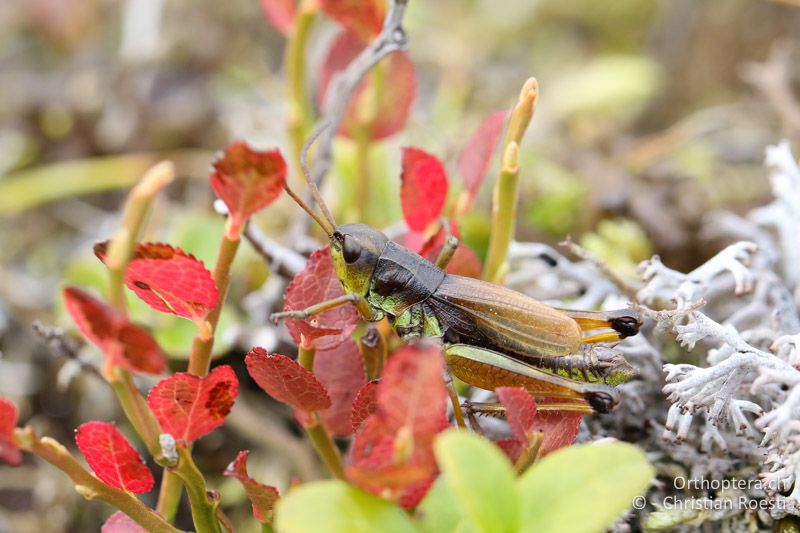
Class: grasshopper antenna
283,123,336,236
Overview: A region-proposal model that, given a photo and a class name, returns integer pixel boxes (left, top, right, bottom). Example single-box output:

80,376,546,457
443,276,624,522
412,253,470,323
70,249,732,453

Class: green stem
297,345,345,479
305,416,346,480
156,471,183,522
286,2,318,181
482,143,521,284
482,78,539,283
109,369,162,457
188,231,241,376
15,428,185,533
171,444,222,533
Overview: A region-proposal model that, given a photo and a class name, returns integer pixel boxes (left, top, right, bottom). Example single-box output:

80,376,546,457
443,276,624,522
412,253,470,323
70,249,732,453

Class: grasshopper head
330,224,388,297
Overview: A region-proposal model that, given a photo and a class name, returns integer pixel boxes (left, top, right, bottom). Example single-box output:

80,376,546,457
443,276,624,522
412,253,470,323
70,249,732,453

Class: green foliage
275,430,654,533
579,218,653,279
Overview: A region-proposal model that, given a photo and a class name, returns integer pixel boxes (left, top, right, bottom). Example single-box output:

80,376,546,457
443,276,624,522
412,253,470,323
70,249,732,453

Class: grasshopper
272,128,641,415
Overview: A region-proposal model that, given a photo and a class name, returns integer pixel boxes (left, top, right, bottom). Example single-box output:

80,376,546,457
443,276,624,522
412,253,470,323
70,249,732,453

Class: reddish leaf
147,366,238,442
101,511,148,533
497,387,538,444
496,438,524,463
259,0,296,35
63,287,166,375
320,0,385,41
210,142,288,236
314,339,366,436
283,246,359,350
347,416,437,493
399,477,435,510
0,396,22,466
318,31,415,141
458,109,508,198
94,242,219,325
224,451,281,523
377,344,449,437
400,148,448,232
350,380,379,433
532,408,583,457
245,347,331,413
75,422,154,493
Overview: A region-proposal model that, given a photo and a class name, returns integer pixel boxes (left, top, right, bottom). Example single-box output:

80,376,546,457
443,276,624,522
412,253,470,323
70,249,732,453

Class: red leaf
318,31,415,141
458,109,508,198
0,396,22,466
497,387,538,444
401,148,448,232
496,438,524,463
346,345,448,500
63,287,166,375
377,344,449,437
259,0,296,35
224,451,280,523
147,366,238,442
347,416,437,493
320,0,385,41
283,246,359,350
314,339,366,436
102,511,148,533
399,477,435,510
245,347,332,413
75,422,154,493
94,242,219,325
532,408,583,457
210,142,288,236
350,380,379,433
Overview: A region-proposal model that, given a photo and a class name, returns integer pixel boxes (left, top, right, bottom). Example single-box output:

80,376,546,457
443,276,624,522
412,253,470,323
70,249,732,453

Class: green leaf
433,430,518,533
416,476,464,533
275,480,417,533
518,441,654,533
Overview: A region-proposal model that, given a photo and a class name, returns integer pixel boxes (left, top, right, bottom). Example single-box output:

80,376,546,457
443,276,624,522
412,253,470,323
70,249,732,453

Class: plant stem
171,444,222,533
15,427,185,533
109,368,162,457
297,345,345,479
482,78,538,283
106,161,175,312
188,228,241,376
304,416,346,480
156,471,183,522
483,143,521,284
286,1,318,181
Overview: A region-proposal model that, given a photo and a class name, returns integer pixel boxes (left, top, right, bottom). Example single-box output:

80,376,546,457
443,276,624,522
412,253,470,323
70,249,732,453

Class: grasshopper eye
342,236,362,264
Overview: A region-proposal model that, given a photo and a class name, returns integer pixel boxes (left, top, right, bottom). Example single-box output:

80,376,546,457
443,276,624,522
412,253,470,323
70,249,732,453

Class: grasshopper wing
430,275,582,358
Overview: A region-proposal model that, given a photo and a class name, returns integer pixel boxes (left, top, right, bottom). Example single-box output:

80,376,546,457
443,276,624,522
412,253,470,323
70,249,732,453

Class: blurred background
1,0,799,531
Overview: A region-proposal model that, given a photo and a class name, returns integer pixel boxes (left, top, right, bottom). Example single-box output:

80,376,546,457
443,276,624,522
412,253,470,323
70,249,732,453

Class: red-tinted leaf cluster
401,148,448,232
63,287,166,375
346,344,449,506
350,380,378,433
210,142,287,237
318,31,415,141
224,451,281,524
259,0,296,35
246,348,331,419
495,387,582,462
101,512,148,533
314,339,366,436
147,365,238,442
396,149,482,278
260,0,385,40
320,0,386,42
0,396,22,466
458,109,508,204
94,242,218,327
75,422,154,493
282,246,359,350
